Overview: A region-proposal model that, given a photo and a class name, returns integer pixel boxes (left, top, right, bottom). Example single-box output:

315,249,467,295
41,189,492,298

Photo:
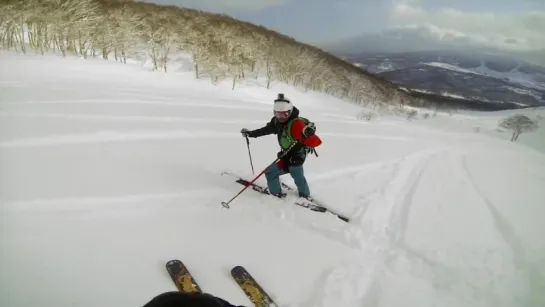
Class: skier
240,93,321,199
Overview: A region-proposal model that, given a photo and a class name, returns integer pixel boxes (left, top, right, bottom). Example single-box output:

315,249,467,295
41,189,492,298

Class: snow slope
1,51,545,307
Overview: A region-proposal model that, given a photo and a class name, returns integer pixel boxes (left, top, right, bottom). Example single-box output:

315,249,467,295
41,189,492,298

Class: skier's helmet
273,93,293,122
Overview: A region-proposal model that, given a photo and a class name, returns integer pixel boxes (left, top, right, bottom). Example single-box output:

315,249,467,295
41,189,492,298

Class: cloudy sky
145,0,545,52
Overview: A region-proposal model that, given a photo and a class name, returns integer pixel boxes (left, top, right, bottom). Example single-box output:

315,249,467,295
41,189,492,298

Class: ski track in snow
320,148,521,306
389,150,495,303
460,155,526,270
352,147,443,246
282,147,451,306
310,146,538,306
459,154,544,306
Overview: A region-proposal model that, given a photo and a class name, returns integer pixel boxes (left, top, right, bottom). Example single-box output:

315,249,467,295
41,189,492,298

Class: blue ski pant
264,163,310,197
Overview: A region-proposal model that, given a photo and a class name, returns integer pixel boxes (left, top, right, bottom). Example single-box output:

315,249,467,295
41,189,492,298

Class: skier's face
275,110,290,122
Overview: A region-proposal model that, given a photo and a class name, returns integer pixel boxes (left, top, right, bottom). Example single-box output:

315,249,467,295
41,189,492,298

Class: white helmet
273,93,293,122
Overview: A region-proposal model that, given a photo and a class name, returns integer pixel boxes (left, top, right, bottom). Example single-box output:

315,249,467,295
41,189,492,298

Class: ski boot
271,192,287,199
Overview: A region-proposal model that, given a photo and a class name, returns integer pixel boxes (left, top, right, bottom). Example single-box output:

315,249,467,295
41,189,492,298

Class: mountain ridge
340,50,545,110
321,25,545,67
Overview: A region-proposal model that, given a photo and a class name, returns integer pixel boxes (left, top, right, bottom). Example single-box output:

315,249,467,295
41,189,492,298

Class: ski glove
240,128,251,137
302,122,316,138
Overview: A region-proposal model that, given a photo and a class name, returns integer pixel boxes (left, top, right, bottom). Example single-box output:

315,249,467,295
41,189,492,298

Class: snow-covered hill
1,51,544,307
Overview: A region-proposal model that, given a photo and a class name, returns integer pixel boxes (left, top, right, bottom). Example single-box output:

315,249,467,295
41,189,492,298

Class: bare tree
499,114,539,142
0,0,421,111
0,1,29,53
357,110,376,121
406,109,418,121
260,37,278,88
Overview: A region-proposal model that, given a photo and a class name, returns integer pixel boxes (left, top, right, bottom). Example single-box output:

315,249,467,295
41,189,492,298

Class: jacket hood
288,106,300,120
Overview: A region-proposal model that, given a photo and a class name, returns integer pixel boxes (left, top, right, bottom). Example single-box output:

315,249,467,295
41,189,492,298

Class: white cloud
389,1,545,51
392,2,423,18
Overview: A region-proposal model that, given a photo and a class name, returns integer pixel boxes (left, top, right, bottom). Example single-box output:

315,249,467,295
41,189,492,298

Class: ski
221,171,349,223
221,171,325,212
231,265,278,307
165,259,202,293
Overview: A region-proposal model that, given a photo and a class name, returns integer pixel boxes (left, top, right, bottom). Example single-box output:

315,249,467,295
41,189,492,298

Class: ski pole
221,158,277,209
245,136,255,175
221,142,299,209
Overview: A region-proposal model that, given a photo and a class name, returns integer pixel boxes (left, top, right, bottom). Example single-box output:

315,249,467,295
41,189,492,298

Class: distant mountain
339,50,545,109
345,50,545,89
321,25,545,67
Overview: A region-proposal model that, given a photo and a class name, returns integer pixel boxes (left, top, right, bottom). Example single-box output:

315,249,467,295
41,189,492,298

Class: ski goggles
274,110,290,120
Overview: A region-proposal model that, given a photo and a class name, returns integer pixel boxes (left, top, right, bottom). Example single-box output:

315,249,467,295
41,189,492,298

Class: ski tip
339,215,350,223
230,265,245,273
166,259,181,267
